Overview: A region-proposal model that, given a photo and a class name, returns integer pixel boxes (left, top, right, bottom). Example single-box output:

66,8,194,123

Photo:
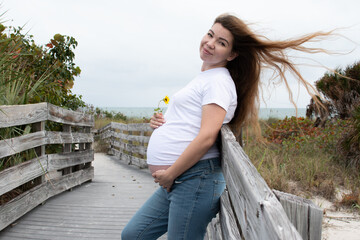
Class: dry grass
243,121,360,203
94,117,149,130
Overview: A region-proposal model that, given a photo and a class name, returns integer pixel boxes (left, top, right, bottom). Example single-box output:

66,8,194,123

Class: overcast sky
3,0,360,108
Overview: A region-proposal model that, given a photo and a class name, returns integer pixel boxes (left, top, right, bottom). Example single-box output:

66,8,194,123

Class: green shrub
337,103,360,169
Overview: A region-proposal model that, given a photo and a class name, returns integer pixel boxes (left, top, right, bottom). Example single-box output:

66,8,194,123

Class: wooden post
79,127,86,151
84,126,92,169
32,121,46,185
62,124,72,176
128,130,133,165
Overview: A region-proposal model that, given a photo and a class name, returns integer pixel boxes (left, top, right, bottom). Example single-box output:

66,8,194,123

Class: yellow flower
154,95,170,113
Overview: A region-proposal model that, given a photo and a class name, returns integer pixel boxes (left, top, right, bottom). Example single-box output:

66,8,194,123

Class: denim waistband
189,157,221,171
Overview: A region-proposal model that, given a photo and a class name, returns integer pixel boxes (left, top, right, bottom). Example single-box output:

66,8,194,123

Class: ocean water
101,107,306,120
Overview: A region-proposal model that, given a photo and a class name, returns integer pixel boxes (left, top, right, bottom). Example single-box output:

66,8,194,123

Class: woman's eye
207,32,213,37
219,42,226,47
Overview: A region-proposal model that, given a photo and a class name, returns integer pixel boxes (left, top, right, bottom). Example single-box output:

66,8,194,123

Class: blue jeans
121,157,226,240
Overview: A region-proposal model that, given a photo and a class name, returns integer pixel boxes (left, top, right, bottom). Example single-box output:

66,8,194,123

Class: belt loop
209,158,214,172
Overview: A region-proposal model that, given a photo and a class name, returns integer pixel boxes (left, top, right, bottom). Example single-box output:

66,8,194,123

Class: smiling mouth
203,48,212,55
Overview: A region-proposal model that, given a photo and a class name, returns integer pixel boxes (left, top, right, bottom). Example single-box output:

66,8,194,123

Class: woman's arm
152,103,226,192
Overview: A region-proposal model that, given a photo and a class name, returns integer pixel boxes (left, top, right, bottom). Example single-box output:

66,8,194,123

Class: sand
311,196,360,240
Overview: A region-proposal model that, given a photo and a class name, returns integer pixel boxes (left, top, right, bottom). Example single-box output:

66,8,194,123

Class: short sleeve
202,77,235,112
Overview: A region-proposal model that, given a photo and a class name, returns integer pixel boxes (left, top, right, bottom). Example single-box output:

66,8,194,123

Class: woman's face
200,23,237,71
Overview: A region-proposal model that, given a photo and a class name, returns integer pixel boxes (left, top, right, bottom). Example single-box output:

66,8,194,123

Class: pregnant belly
148,164,171,174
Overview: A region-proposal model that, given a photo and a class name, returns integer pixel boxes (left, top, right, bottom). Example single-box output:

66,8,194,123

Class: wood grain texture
47,150,94,171
0,167,94,231
0,156,48,196
205,215,223,240
48,103,94,127
111,122,152,132
0,103,48,128
0,103,94,128
219,190,243,240
0,131,47,158
221,125,302,240
0,131,93,159
47,131,93,145
273,190,323,240
112,131,150,144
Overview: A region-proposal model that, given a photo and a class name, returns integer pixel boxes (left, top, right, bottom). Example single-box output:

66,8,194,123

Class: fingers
149,113,166,129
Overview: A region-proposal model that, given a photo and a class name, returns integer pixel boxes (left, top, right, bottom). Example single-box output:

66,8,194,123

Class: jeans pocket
211,179,226,212
174,170,205,184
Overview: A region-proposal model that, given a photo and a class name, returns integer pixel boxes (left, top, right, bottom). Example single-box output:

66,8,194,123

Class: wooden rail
96,122,152,169
0,103,94,231
97,123,323,240
205,125,322,240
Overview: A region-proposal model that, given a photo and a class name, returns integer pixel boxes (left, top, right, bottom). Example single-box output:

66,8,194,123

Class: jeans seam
181,174,205,240
136,204,169,240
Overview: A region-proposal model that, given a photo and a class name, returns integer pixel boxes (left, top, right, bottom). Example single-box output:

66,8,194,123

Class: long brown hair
215,14,332,136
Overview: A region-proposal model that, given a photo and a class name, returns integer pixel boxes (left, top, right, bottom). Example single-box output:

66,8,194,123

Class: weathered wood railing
97,123,323,240
205,125,322,240
0,103,94,231
96,122,152,169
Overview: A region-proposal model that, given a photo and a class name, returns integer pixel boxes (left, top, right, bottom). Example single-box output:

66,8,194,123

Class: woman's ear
227,51,238,62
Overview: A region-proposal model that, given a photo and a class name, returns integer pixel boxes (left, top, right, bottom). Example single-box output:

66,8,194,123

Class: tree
307,62,360,120
0,23,85,110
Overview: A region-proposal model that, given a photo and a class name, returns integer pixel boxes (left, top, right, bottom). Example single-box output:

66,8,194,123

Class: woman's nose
206,39,215,49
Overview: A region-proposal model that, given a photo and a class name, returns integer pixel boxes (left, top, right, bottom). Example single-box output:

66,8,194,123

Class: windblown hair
215,14,331,136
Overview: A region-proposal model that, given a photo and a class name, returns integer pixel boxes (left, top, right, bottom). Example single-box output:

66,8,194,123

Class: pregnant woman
122,13,332,240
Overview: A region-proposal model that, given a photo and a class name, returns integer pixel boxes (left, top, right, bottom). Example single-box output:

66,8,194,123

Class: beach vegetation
307,61,360,120
92,106,150,130
245,116,360,210
0,12,84,174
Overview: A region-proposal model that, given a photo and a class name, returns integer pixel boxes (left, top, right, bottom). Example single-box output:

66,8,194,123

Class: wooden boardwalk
0,153,166,240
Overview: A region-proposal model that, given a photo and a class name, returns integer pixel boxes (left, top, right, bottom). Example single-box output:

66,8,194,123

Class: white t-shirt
147,67,237,165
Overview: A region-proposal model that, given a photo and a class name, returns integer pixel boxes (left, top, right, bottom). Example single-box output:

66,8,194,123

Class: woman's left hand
152,169,175,192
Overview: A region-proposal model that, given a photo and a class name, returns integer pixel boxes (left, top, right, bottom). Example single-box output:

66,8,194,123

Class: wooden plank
47,150,94,171
111,147,147,169
205,215,222,240
112,131,150,143
0,167,94,231
0,103,48,128
98,130,113,140
0,103,94,128
130,156,148,169
221,125,302,240
85,126,93,152
127,123,153,132
97,123,112,134
0,131,47,158
309,204,323,240
0,131,92,159
33,121,46,157
111,122,152,132
273,190,323,240
0,156,48,196
219,190,243,240
62,125,72,176
32,121,46,185
112,140,147,156
47,103,94,127
47,131,93,145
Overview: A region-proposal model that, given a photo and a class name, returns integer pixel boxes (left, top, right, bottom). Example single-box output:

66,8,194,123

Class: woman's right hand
149,112,166,129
